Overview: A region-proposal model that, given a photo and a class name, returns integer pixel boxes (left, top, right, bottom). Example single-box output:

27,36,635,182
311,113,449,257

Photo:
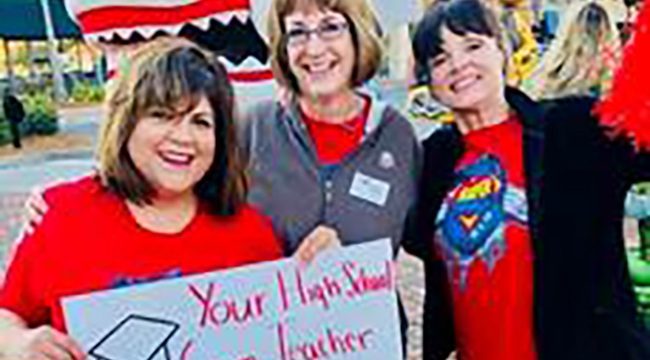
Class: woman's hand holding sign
295,225,342,264
0,310,85,360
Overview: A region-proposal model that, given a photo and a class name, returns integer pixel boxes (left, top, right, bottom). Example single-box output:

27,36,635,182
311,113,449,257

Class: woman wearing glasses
242,0,420,351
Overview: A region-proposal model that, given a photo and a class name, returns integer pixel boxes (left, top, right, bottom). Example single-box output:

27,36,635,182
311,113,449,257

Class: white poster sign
63,240,402,360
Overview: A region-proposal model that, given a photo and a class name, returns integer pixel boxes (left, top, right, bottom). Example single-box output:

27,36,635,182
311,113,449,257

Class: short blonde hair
97,37,248,215
267,0,383,93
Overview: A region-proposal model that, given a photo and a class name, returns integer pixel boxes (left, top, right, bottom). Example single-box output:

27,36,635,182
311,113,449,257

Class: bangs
444,1,498,39
132,46,217,117
98,38,245,214
276,0,345,22
268,0,380,93
413,0,500,66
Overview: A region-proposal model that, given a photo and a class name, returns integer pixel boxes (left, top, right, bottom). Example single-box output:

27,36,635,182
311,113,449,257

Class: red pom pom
597,2,650,150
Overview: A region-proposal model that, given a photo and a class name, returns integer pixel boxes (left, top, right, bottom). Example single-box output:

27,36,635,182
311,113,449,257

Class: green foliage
22,91,58,136
634,183,650,195
22,91,56,118
70,81,105,104
0,91,59,146
0,122,11,146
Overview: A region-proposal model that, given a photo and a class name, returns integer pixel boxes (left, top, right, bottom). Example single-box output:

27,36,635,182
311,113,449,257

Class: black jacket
404,88,650,360
2,94,25,123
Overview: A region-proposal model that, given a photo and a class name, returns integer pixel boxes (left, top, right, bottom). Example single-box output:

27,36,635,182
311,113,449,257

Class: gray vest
241,96,421,255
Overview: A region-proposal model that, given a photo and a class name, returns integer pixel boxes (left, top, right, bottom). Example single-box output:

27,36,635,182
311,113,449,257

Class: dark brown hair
97,37,247,216
412,0,504,83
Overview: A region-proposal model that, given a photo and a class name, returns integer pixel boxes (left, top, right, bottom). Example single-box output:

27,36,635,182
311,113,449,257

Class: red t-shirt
434,117,536,360
0,176,282,331
301,96,370,164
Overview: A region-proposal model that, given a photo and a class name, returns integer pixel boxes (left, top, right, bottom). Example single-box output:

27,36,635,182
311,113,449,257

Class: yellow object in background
406,85,454,124
504,7,540,86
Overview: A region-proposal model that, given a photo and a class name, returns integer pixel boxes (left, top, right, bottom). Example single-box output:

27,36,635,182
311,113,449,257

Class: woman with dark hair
0,38,281,359
18,0,419,355
405,0,650,359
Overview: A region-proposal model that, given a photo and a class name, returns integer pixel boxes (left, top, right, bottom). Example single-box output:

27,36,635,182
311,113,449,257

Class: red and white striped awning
65,0,251,42
63,0,420,99
65,0,421,41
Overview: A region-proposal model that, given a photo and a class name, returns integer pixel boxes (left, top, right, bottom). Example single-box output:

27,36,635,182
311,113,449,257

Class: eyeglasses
285,21,349,47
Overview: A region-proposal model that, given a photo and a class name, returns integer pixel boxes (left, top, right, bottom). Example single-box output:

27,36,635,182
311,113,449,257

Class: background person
527,0,622,99
2,90,25,149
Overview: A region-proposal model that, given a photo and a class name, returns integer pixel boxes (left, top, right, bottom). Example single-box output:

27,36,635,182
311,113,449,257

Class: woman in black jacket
404,0,650,359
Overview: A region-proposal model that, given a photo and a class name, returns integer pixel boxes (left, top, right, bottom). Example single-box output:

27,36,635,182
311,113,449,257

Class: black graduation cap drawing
88,314,180,360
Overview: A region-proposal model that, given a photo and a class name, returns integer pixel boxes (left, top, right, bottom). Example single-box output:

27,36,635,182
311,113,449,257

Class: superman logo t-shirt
434,117,537,360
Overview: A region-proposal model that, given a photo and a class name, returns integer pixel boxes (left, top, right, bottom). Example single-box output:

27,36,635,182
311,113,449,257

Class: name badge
349,172,391,207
